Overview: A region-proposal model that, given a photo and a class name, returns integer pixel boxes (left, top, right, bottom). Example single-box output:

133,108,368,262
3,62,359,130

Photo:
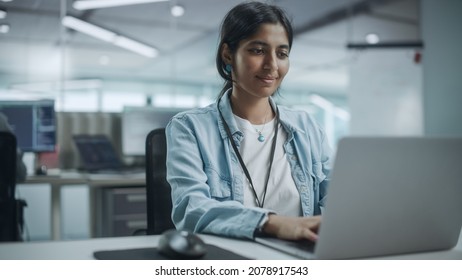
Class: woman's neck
230,92,275,125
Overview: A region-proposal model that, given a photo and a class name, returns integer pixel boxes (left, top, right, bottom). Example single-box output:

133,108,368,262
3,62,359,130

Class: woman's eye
250,48,264,54
278,52,289,58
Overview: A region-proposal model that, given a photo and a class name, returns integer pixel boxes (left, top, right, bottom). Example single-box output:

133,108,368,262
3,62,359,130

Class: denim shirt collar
217,90,240,141
217,89,307,141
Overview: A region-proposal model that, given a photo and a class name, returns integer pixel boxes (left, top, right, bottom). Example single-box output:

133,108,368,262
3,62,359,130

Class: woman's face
228,23,290,100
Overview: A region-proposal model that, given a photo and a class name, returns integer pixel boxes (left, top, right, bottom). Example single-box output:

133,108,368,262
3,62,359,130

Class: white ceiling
0,0,421,97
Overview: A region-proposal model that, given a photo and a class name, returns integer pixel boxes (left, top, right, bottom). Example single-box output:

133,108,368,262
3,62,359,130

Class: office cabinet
94,186,147,237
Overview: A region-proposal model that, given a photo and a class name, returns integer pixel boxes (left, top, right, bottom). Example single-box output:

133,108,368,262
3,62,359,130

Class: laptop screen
73,134,123,171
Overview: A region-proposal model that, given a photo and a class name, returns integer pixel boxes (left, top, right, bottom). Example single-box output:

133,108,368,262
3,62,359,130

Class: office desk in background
0,232,461,260
25,172,145,241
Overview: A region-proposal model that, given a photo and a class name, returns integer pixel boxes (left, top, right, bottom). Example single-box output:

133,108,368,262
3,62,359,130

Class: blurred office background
0,0,461,241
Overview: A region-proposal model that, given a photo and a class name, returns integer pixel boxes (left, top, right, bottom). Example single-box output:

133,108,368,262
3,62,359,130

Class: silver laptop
256,137,462,259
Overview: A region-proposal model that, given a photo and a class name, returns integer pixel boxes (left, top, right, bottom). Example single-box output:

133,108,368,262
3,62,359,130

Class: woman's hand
262,214,321,242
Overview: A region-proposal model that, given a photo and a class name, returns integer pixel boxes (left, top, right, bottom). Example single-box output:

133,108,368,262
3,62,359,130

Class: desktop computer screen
121,106,184,156
0,99,57,152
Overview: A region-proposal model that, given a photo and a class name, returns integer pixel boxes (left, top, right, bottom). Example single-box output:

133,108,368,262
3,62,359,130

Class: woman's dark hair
216,1,293,98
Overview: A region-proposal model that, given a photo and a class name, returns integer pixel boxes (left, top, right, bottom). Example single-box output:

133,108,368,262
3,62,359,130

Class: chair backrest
0,131,26,242
145,128,175,235
0,131,16,201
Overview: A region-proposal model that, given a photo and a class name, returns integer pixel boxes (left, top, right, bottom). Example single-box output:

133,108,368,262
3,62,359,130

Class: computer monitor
0,99,57,152
121,106,184,156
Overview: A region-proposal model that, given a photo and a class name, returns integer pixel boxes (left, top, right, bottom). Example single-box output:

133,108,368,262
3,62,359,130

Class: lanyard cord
218,100,279,208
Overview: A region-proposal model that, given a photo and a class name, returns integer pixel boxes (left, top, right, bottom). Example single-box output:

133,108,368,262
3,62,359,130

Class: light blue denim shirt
166,92,332,240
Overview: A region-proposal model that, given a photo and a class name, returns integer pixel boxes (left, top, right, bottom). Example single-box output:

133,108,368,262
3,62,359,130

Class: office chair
0,131,27,242
145,128,175,235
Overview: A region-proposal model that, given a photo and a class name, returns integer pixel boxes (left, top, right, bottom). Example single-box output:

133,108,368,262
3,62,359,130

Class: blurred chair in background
144,128,175,235
0,131,27,242
0,113,27,182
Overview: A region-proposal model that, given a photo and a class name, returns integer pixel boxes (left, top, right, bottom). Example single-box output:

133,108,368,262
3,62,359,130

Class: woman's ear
221,43,232,65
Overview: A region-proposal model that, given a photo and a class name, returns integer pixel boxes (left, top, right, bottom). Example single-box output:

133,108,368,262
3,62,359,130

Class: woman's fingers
264,215,322,241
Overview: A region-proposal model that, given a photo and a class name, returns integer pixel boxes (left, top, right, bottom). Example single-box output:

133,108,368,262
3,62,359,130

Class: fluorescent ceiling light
73,0,169,10
0,23,9,34
62,16,116,42
171,5,185,17
365,33,380,44
0,9,7,19
113,36,158,58
10,79,103,92
62,16,158,58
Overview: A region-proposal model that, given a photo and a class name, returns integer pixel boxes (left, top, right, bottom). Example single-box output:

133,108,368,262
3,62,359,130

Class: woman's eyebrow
248,40,290,50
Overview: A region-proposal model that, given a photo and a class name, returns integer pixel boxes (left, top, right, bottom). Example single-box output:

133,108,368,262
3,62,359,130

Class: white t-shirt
234,115,302,217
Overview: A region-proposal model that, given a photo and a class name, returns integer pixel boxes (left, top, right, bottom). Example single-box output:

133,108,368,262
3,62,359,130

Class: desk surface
0,235,291,260
1,231,461,260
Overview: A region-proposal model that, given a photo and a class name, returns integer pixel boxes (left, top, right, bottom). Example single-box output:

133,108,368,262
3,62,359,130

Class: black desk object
94,244,250,260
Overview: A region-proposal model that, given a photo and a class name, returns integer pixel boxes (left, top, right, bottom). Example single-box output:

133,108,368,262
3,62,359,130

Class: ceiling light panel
365,33,380,44
62,16,158,58
62,16,116,42
73,0,169,10
113,36,158,58
0,9,7,19
171,5,185,17
0,23,10,33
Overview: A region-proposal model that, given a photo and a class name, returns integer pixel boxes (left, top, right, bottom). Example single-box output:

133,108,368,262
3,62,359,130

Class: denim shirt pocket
204,165,232,201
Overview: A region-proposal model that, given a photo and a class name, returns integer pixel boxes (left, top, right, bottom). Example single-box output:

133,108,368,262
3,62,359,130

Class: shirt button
291,156,297,161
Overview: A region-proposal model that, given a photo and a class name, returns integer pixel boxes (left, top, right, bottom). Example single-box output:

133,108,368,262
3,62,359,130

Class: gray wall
348,50,423,136
422,0,462,136
347,1,462,137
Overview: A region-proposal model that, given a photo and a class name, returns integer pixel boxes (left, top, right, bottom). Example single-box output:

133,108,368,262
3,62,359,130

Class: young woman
166,1,332,241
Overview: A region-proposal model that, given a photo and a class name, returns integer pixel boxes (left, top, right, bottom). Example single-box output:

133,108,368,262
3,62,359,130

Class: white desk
0,235,290,260
1,231,461,260
25,172,145,241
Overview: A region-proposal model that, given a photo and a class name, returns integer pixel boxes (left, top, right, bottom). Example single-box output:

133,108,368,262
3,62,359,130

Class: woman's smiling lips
257,75,277,84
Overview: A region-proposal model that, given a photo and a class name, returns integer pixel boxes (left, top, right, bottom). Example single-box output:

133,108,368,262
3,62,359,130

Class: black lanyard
217,98,279,208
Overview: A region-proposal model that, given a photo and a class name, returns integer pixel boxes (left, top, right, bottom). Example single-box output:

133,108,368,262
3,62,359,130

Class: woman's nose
263,53,278,71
